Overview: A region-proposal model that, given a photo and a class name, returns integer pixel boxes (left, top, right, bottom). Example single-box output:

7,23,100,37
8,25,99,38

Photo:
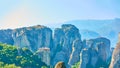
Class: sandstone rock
109,33,120,68
109,42,120,68
55,62,66,68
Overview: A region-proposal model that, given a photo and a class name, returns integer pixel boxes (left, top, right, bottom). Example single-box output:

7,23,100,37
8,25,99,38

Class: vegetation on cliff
0,43,47,68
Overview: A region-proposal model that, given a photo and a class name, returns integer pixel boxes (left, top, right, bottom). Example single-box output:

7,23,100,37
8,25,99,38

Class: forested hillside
0,43,47,68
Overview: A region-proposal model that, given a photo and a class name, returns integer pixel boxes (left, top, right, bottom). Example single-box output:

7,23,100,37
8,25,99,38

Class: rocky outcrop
0,29,14,45
0,24,82,67
80,37,111,68
12,25,53,51
36,47,50,66
109,33,120,68
109,42,120,68
52,24,82,66
68,39,83,66
55,61,66,68
0,24,114,68
80,48,90,68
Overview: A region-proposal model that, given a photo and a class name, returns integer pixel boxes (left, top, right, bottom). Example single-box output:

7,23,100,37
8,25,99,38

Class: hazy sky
0,0,120,29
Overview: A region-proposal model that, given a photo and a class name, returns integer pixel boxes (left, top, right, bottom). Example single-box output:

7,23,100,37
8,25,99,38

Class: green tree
0,43,47,68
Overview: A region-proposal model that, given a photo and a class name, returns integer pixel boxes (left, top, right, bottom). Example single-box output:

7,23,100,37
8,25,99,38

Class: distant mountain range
50,18,120,47
80,29,101,40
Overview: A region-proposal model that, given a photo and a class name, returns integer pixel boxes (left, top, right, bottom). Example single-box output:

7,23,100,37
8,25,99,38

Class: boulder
55,62,66,68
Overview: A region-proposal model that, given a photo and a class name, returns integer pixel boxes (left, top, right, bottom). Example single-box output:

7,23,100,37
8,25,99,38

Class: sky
0,0,120,29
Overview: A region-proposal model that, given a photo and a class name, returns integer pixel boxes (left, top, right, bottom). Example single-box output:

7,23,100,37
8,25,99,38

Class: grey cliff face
52,24,82,66
68,39,83,66
80,37,111,68
12,25,53,52
0,29,14,45
36,47,50,66
80,48,90,68
0,24,114,68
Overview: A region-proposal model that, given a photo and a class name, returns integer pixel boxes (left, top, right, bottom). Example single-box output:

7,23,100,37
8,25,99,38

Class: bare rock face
80,48,90,68
52,24,83,66
80,37,111,68
0,24,113,68
36,47,50,66
0,29,14,45
68,39,83,66
55,62,66,68
12,25,53,52
109,33,120,68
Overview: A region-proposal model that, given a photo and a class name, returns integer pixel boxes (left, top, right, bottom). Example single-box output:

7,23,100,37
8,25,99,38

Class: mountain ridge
0,24,115,68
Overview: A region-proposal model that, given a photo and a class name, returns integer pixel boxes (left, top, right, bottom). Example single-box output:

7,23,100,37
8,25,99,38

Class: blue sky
0,0,120,29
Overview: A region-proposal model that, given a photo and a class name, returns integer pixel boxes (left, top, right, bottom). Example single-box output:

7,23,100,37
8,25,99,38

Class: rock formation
0,29,13,45
36,47,50,66
0,24,114,68
80,37,111,68
80,48,90,68
55,61,66,68
12,25,53,51
52,24,82,66
68,39,83,66
109,33,120,68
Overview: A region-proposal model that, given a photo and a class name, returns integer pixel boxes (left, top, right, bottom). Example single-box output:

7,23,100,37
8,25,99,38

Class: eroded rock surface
12,25,53,51
80,37,111,68
52,24,82,66
109,33,120,68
